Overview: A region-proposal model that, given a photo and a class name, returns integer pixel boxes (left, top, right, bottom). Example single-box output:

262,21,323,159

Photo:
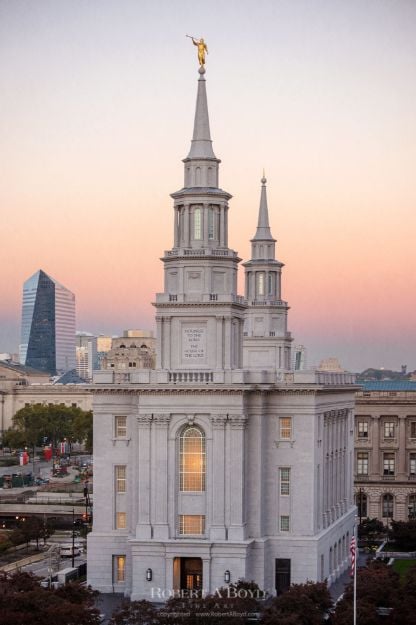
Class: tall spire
252,174,275,241
186,67,216,160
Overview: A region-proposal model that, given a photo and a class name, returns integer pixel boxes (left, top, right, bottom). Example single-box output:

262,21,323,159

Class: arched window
194,208,202,240
356,492,368,518
382,493,394,518
179,426,206,492
195,167,201,186
408,494,416,519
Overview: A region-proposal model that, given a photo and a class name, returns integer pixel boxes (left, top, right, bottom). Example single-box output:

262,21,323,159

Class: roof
360,381,416,392
53,369,87,385
0,360,50,377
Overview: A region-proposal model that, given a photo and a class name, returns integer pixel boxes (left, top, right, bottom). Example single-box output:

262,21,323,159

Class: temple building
88,63,357,598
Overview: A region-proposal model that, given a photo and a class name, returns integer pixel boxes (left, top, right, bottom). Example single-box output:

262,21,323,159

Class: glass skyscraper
19,269,76,375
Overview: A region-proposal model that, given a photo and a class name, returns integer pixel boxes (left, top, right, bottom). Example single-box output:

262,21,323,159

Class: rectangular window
383,453,395,476
357,421,368,438
410,453,416,476
280,468,290,495
113,555,126,583
115,465,126,493
384,422,395,438
411,422,416,439
357,452,369,475
179,515,205,535
279,417,292,440
115,416,127,438
116,512,127,529
280,515,290,532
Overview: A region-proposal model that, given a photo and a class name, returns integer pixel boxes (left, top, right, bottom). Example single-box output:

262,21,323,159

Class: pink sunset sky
1,0,415,371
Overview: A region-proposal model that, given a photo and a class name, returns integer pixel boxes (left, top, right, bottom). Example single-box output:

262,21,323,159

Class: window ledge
112,437,131,447
274,439,295,448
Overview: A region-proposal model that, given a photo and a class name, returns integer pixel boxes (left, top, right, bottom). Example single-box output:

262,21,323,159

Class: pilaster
210,415,227,539
136,414,152,539
227,415,248,540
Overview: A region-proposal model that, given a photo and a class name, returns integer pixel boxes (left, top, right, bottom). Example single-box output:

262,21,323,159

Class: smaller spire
253,173,274,241
186,67,216,160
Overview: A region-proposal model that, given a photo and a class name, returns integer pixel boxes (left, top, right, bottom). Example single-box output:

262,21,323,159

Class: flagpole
353,523,357,625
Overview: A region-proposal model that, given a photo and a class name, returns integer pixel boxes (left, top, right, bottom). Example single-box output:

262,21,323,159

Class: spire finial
252,172,274,241
186,53,216,160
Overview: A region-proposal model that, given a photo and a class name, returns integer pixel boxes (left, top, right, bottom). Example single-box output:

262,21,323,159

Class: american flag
350,535,356,577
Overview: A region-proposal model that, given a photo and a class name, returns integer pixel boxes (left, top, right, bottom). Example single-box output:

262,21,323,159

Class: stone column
220,206,225,247
165,557,174,592
224,317,232,369
202,558,211,594
152,414,171,539
224,206,229,247
203,203,209,246
210,415,227,540
184,204,190,247
227,415,247,540
216,316,224,369
163,317,171,370
136,414,152,539
370,416,380,476
252,272,256,301
174,207,179,247
398,416,407,478
156,317,162,369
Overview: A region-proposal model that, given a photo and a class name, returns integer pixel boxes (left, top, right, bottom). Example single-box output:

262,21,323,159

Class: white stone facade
87,66,357,599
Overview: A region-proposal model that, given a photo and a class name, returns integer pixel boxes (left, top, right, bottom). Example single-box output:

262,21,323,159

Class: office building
19,269,76,375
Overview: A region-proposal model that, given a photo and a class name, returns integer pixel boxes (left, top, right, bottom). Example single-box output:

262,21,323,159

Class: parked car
60,544,81,558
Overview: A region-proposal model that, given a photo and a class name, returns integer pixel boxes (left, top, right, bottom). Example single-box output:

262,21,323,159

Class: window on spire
194,208,202,240
257,273,265,296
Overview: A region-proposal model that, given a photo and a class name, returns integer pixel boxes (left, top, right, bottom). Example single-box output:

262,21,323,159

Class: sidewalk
329,550,368,602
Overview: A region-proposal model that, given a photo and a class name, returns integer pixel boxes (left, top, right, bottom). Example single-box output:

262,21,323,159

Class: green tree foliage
0,571,100,625
3,404,93,453
14,516,55,549
260,581,333,625
389,520,416,551
358,518,386,540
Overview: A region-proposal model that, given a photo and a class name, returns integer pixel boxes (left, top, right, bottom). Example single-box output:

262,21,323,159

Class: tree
109,580,264,625
108,599,158,625
332,560,399,625
260,581,333,625
0,571,101,625
389,520,416,550
358,518,386,540
4,403,93,456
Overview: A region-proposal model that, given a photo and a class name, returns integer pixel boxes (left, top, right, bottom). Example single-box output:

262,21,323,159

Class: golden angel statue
187,35,208,66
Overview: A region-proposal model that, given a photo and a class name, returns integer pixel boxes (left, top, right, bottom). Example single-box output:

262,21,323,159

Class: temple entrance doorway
173,557,203,592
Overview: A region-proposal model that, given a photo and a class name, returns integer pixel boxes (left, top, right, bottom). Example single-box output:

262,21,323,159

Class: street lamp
72,508,75,568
